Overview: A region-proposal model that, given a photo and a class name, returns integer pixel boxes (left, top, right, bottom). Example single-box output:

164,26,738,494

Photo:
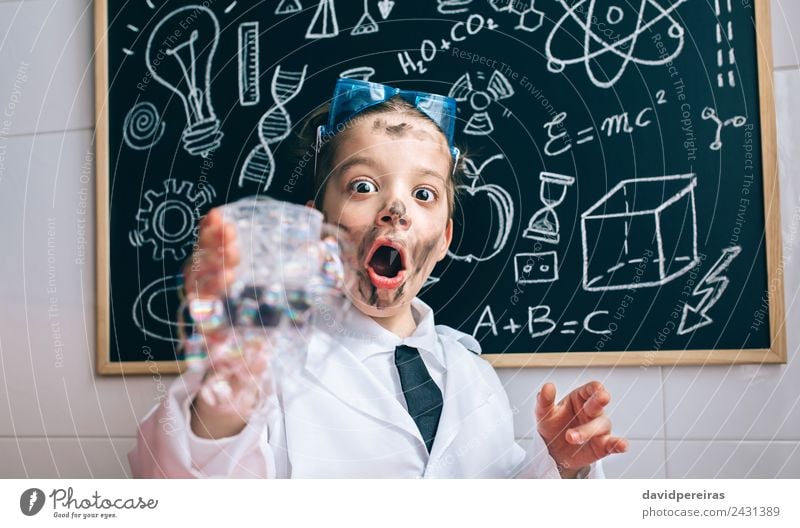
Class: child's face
316,112,454,319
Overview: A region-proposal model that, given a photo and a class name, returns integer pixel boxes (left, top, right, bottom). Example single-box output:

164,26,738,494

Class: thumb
535,382,557,422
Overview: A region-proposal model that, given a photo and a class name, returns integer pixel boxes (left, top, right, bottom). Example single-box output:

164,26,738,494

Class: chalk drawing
449,70,515,136
145,5,223,157
238,22,261,106
581,174,698,291
678,246,742,335
701,107,747,151
514,251,559,284
306,0,339,39
122,102,166,151
239,65,309,191
448,154,513,263
129,179,216,261
545,0,688,89
523,171,575,245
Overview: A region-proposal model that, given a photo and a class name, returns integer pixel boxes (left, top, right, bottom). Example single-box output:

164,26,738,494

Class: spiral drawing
122,101,166,151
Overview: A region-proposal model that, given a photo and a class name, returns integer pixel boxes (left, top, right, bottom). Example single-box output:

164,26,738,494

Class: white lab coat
128,298,603,479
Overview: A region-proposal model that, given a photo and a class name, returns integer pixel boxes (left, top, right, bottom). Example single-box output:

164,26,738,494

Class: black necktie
394,344,443,453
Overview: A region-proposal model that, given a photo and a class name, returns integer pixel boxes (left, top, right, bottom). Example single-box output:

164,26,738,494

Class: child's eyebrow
332,156,378,179
334,157,443,181
415,167,446,184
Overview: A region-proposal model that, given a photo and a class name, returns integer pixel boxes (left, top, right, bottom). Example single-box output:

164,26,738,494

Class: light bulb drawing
523,171,575,244
146,6,224,158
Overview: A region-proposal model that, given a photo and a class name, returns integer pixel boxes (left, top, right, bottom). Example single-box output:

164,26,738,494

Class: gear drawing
129,179,216,261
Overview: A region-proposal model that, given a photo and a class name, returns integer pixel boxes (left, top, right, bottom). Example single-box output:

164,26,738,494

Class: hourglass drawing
523,171,575,244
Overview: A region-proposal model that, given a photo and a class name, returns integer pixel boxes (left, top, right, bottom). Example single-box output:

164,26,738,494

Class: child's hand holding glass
179,197,349,439
180,207,270,439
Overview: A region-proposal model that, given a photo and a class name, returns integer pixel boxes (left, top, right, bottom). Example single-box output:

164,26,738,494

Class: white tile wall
661,68,800,446
0,0,94,136
0,0,797,479
0,438,135,478
665,440,800,478
0,129,171,441
772,0,800,68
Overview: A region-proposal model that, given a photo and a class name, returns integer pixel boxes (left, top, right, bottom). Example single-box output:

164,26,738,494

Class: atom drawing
545,0,689,89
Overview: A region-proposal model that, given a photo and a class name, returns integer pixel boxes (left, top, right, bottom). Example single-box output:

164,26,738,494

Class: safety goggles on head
315,78,461,180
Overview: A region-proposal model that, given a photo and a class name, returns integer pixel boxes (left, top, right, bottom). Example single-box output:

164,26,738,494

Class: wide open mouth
368,244,405,277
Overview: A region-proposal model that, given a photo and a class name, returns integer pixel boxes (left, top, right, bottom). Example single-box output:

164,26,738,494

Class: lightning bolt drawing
677,246,742,335
28,491,37,511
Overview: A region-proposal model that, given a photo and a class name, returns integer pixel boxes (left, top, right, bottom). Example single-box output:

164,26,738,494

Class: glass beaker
181,195,347,384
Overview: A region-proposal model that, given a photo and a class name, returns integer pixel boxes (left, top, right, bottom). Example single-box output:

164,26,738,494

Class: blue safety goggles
316,78,460,165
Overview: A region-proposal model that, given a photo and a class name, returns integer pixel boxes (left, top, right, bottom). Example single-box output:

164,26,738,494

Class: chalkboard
94,0,785,374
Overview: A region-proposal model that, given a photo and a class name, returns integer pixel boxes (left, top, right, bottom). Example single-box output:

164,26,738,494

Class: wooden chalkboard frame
94,0,786,375
94,0,182,375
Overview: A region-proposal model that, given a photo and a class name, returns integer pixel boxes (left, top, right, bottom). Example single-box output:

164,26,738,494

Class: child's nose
376,199,412,230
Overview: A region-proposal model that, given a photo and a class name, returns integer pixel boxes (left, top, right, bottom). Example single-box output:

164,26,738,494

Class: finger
577,380,604,403
566,414,611,444
582,387,611,419
535,382,557,422
606,436,629,454
198,218,224,250
198,219,237,252
593,434,629,455
200,208,222,229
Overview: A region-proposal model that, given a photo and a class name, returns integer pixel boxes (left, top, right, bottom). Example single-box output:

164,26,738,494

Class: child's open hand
182,208,272,439
535,381,628,478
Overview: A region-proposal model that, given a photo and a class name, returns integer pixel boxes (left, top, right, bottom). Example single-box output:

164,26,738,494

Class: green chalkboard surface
94,0,785,374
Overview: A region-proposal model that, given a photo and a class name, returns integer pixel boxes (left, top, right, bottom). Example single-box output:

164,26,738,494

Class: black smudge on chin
345,226,383,307
356,271,368,301
368,284,379,306
393,282,406,302
357,226,379,265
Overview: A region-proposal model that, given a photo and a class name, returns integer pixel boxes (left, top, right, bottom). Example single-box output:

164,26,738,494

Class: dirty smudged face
316,113,454,319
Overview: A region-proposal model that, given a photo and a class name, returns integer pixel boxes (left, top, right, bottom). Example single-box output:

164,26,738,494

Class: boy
129,79,627,478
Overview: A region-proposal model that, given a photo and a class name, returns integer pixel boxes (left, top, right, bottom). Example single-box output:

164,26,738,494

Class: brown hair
292,95,465,217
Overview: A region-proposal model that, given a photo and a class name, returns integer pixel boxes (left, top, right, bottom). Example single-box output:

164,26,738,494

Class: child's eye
413,187,436,202
349,179,378,194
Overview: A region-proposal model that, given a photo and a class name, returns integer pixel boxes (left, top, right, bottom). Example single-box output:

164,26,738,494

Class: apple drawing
448,154,514,263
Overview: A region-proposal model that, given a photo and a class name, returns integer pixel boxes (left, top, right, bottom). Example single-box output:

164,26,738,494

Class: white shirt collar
321,297,444,368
